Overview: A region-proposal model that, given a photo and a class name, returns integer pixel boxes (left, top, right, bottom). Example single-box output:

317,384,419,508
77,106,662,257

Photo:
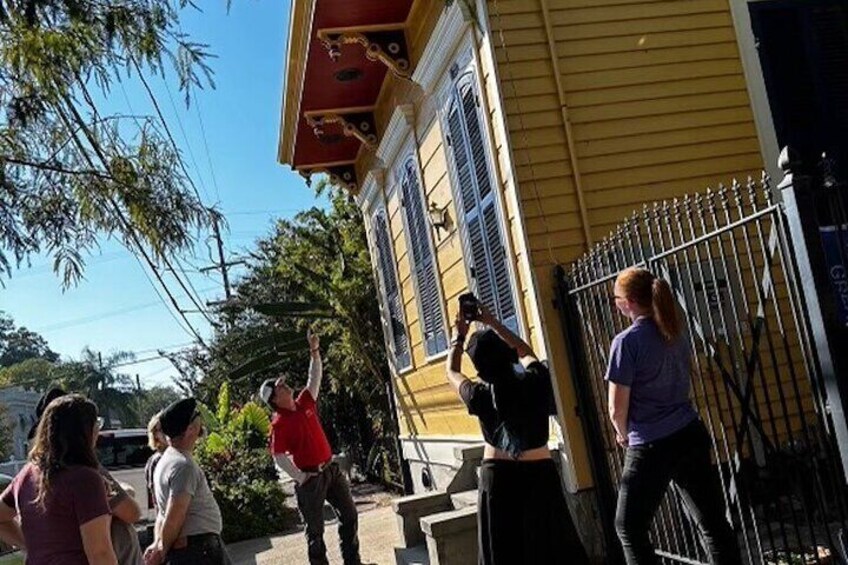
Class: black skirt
477,458,589,565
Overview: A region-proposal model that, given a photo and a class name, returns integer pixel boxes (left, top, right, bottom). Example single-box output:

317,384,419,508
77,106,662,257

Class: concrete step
449,490,477,510
421,506,478,565
393,490,453,548
394,544,430,565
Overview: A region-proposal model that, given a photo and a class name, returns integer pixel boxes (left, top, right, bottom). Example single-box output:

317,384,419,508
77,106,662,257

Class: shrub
196,447,298,543
195,383,299,543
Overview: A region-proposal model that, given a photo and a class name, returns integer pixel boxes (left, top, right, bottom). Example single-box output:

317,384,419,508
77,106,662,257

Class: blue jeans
615,420,741,565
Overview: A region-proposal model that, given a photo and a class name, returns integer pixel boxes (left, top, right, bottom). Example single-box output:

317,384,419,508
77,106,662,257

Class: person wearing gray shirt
144,398,230,565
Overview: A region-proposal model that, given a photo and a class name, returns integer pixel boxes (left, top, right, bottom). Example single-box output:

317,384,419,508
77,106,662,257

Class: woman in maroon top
0,394,117,565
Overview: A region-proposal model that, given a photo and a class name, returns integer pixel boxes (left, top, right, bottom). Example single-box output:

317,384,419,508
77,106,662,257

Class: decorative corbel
318,28,411,78
299,164,358,192
304,111,378,148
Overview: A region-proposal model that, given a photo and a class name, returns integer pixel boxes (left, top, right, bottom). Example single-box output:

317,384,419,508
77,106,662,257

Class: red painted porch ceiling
292,0,415,169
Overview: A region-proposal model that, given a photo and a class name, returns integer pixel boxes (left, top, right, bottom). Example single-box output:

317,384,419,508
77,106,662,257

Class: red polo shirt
270,389,332,469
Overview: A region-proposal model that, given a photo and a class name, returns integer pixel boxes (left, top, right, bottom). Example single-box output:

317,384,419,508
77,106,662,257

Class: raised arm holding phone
446,294,589,565
260,330,364,565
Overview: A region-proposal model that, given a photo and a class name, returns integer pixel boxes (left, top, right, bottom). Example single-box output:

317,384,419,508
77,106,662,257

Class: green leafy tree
0,312,58,368
135,384,180,425
0,403,12,460
0,0,218,286
0,357,56,390
52,348,139,427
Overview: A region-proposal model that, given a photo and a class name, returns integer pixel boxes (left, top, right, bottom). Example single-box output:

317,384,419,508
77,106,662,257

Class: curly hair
28,394,99,509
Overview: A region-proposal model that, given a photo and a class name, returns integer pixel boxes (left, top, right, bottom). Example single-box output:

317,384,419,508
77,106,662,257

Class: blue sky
1,0,318,388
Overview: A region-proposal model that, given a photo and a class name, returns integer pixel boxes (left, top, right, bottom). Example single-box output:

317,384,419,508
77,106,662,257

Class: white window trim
412,2,471,96
366,191,414,375
436,42,524,337
394,140,451,363
356,170,382,215
729,0,784,183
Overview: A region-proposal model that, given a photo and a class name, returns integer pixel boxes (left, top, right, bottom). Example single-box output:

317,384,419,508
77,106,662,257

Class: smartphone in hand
459,293,480,322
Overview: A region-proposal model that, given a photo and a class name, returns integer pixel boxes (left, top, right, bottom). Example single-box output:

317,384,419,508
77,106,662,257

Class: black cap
159,398,198,438
466,329,518,384
27,387,67,440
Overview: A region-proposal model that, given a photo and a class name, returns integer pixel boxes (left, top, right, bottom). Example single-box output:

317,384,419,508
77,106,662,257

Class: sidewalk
227,484,400,565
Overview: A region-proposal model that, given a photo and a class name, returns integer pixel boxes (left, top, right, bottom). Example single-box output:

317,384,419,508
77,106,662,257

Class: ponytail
651,278,682,342
616,267,682,342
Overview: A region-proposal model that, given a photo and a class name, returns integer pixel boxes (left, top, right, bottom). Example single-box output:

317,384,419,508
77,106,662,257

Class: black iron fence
557,150,848,565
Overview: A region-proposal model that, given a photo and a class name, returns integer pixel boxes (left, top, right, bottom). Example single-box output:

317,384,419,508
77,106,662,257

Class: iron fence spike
731,178,743,207
747,176,757,208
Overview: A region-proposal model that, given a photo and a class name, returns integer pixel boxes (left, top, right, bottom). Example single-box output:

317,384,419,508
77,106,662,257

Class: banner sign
820,225,848,327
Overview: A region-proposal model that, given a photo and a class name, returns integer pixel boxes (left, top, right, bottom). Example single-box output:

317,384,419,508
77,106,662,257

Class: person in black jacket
446,296,589,565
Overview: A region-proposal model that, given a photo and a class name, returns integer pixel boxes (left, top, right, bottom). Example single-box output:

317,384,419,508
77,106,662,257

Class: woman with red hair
607,267,740,564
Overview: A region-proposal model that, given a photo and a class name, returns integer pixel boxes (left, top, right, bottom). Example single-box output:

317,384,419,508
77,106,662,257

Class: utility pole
136,374,143,428
212,216,231,301
202,215,246,309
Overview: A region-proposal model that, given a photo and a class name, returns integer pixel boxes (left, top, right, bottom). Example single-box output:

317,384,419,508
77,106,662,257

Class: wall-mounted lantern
428,201,450,236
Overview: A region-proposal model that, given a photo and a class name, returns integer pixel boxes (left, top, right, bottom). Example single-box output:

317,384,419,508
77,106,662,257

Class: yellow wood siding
484,0,768,488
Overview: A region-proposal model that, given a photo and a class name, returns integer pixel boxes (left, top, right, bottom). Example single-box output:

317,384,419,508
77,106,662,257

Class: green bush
195,383,299,543
197,447,298,543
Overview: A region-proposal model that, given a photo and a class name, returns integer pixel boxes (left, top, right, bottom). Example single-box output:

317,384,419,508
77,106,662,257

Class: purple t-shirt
1,463,111,565
605,317,698,445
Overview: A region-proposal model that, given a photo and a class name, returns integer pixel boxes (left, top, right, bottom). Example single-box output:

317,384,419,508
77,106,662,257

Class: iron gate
557,165,848,564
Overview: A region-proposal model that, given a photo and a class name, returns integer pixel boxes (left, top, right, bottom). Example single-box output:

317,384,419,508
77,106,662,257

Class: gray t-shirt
100,467,143,565
153,447,222,537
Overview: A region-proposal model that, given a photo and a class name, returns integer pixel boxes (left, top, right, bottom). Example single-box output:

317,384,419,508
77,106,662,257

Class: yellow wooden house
278,0,839,554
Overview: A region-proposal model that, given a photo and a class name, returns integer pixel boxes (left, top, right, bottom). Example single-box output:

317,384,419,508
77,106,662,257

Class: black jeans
165,533,231,565
615,420,741,565
295,461,360,565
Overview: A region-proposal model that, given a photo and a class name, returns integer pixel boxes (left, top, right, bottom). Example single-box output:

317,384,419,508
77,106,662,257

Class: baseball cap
259,379,276,405
159,398,199,438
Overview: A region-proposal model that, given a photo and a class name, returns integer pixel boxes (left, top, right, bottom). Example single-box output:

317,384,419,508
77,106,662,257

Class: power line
54,90,211,350
132,253,205,344
73,82,218,345
0,360,180,394
120,67,223,330
11,252,127,280
112,353,174,368
125,342,197,357
227,209,301,216
159,256,218,328
35,290,216,333
193,95,221,204
131,57,209,205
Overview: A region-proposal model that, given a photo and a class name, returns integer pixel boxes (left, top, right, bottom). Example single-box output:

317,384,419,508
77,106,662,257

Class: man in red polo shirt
260,331,361,565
